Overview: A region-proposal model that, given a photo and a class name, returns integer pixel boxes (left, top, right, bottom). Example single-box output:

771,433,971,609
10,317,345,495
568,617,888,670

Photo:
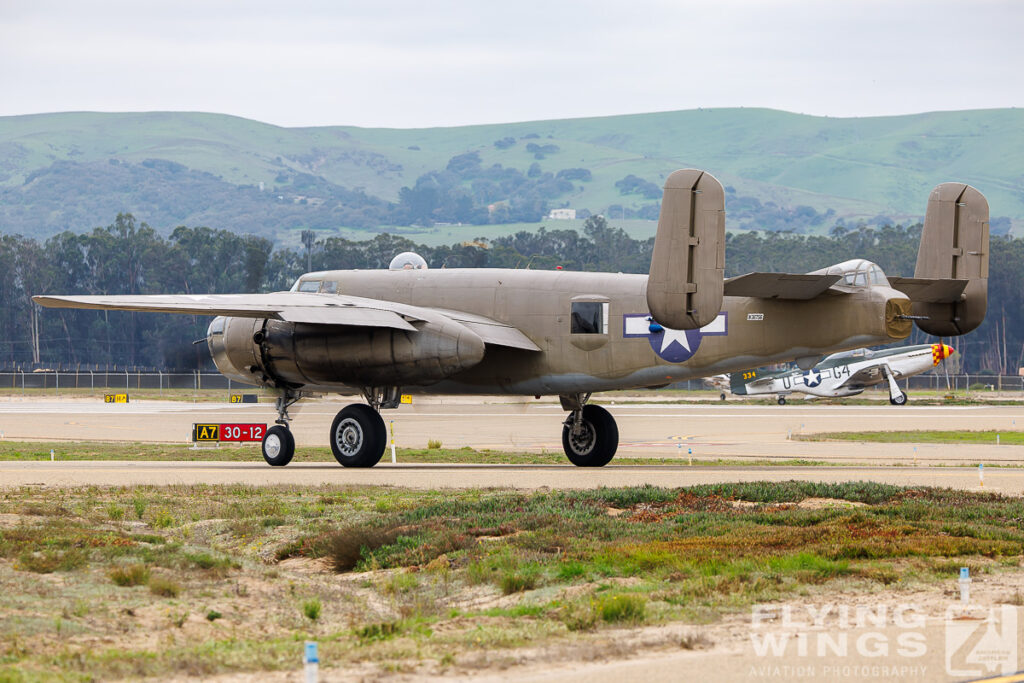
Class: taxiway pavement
0,396,1020,467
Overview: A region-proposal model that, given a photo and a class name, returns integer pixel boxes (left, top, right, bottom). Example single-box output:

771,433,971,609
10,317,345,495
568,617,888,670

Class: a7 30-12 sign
192,423,266,443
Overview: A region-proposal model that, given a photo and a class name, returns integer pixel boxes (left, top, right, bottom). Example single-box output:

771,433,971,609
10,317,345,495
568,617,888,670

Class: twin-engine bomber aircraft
34,170,990,468
725,342,957,405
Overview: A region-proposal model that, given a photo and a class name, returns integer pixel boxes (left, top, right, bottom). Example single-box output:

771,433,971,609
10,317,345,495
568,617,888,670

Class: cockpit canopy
823,347,875,364
811,259,889,288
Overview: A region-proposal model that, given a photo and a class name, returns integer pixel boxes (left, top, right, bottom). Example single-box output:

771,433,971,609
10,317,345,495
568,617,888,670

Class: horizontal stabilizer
724,273,841,300
887,277,968,304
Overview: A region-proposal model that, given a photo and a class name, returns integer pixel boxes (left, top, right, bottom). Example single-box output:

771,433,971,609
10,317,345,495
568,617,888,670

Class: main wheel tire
777,396,787,405
262,425,295,467
330,404,387,468
890,394,908,406
562,404,618,467
720,392,727,401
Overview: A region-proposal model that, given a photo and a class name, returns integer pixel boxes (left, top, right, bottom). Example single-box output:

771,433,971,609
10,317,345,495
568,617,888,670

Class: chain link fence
1,371,1020,396
0,371,239,393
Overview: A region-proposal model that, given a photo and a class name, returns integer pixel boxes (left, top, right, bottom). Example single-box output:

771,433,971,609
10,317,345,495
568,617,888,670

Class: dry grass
1,481,1023,680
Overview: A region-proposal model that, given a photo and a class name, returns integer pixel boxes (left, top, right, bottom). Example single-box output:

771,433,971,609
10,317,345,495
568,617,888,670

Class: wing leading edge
32,292,541,352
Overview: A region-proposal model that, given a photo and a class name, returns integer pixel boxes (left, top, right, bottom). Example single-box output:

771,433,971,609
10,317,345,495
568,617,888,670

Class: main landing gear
260,387,396,468
883,366,908,406
262,388,622,469
560,393,619,467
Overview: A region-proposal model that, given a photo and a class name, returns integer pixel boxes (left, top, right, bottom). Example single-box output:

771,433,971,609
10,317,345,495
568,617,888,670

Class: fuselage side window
571,302,604,334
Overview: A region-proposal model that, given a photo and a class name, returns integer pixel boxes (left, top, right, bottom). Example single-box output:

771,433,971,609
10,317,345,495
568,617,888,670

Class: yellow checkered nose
931,343,955,365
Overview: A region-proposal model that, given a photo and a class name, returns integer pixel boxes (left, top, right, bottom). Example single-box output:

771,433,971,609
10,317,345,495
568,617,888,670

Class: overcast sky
1,0,1021,129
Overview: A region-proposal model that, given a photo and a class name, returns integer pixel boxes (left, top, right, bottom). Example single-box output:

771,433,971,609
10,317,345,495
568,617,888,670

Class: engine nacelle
208,315,485,389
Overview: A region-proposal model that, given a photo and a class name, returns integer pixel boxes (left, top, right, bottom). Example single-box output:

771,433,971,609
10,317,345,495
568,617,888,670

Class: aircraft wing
833,364,886,388
886,277,969,304
724,273,842,300
32,293,541,351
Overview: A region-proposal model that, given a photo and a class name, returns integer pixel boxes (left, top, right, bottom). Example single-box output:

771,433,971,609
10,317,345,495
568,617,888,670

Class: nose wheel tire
262,425,295,467
330,404,387,468
562,404,618,467
777,396,787,405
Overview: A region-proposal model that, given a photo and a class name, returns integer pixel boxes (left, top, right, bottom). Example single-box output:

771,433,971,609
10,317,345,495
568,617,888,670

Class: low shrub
302,598,322,621
148,576,181,597
595,594,646,623
18,549,86,573
327,527,400,572
110,564,150,587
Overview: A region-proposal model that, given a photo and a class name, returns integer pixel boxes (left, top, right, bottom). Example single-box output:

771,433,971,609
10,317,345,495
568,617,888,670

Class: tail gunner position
35,170,990,468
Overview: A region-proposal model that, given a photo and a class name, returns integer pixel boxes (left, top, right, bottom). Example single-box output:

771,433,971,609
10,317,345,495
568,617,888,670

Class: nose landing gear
261,390,301,466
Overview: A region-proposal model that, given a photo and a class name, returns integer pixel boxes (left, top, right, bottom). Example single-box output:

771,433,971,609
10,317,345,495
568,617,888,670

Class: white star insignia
659,327,692,353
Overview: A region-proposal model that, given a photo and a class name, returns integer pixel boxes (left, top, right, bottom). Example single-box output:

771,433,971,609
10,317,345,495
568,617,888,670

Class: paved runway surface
1,460,1022,492
0,397,1021,489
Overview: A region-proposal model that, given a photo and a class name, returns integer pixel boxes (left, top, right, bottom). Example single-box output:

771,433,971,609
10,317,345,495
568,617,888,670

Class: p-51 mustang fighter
34,170,989,468
727,343,956,405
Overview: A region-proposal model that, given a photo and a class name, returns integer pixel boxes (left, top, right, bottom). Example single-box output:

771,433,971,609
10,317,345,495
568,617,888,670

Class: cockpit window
321,281,338,294
298,280,322,293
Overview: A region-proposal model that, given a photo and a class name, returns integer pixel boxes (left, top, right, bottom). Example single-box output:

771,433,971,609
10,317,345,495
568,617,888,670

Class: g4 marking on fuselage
623,312,728,363
781,364,851,390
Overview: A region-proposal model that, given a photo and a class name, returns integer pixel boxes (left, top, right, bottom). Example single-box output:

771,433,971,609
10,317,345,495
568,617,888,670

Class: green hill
0,108,1020,243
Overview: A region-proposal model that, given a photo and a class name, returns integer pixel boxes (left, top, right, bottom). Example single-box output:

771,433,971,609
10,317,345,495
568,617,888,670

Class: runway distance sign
192,423,266,442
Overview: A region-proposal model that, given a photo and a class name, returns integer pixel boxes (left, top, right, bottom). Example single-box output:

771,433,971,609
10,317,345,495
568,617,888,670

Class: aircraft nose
931,343,956,365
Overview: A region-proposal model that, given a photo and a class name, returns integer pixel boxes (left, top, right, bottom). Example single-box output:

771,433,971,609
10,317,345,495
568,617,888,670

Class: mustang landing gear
560,394,618,467
883,366,908,406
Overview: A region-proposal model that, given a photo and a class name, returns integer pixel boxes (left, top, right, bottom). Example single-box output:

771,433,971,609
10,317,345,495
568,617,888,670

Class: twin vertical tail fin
912,183,989,336
646,169,726,330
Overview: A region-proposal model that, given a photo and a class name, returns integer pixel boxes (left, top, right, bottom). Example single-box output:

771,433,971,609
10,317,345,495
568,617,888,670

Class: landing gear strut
261,389,301,466
560,393,618,467
884,366,907,406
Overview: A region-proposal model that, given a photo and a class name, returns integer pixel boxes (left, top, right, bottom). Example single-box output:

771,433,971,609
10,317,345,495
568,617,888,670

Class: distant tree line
2,214,1021,374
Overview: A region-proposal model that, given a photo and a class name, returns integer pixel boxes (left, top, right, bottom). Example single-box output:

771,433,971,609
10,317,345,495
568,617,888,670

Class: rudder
913,183,989,336
646,169,725,330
